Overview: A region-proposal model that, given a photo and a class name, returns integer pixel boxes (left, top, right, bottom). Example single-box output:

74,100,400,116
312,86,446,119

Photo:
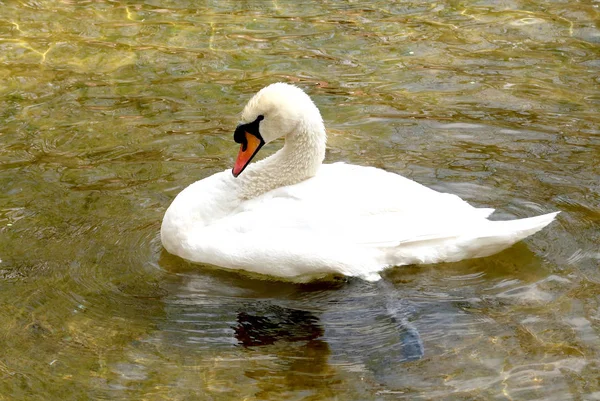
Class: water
0,1,599,399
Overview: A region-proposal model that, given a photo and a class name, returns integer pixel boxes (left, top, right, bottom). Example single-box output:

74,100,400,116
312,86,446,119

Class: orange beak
232,132,264,177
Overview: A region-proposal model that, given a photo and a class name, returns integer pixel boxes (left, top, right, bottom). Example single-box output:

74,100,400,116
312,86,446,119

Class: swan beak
232,132,264,177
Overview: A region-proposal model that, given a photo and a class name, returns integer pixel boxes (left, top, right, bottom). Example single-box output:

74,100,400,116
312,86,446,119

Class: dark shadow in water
231,303,334,395
158,251,425,385
229,296,423,386
234,304,323,347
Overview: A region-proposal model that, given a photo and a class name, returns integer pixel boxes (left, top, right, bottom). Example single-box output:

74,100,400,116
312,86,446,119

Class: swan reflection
153,255,424,389
234,304,323,347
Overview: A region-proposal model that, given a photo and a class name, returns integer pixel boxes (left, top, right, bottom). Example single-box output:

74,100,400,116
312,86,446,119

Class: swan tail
457,211,560,259
384,211,559,266
487,211,559,241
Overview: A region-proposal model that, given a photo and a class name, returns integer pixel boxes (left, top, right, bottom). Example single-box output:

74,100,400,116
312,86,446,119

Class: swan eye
256,115,264,122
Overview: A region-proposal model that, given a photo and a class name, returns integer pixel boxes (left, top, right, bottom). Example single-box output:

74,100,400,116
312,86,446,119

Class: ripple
0,0,598,399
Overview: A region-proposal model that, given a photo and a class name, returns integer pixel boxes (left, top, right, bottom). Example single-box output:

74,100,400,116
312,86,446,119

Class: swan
161,83,558,282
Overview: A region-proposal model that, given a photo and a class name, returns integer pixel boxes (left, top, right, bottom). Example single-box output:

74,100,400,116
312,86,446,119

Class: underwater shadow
157,251,425,384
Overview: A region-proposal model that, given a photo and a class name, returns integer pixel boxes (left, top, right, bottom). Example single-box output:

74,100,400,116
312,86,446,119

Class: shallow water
1,0,599,400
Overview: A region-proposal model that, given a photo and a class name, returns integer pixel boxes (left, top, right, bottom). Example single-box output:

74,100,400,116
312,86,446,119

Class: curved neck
237,118,326,199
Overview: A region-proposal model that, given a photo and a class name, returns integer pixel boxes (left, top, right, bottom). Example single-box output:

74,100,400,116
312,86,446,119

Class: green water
1,1,599,400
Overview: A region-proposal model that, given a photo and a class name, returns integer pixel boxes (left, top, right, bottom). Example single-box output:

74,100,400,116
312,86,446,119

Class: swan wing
222,163,492,245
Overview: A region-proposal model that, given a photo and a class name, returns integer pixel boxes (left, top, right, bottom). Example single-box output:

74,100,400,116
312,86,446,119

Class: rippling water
0,1,599,400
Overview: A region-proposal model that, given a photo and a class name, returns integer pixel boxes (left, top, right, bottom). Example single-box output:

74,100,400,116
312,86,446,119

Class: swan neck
239,119,326,199
282,121,325,161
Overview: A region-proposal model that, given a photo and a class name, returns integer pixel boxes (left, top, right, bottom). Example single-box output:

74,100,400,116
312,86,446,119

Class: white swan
161,83,558,281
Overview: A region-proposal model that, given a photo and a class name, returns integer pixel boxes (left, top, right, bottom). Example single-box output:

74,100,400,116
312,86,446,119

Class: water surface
1,1,599,400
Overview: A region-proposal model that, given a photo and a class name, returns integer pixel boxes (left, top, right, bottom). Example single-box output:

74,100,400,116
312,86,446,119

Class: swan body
161,83,558,281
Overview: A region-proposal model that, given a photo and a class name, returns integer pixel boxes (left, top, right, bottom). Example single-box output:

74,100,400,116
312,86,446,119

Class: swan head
232,83,323,177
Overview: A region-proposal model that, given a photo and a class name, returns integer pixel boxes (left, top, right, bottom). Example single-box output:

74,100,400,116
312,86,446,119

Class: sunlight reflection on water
0,0,598,400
